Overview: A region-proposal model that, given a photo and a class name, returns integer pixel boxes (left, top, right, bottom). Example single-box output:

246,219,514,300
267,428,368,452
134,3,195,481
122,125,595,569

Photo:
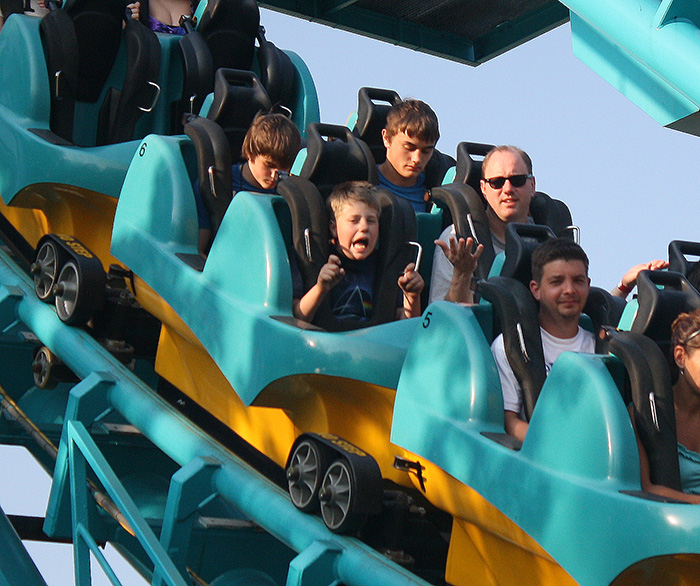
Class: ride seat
277,175,417,331
606,329,682,492
299,123,378,198
196,0,259,73
256,26,296,111
98,18,161,145
39,0,160,146
351,86,455,188
205,68,271,160
669,240,700,292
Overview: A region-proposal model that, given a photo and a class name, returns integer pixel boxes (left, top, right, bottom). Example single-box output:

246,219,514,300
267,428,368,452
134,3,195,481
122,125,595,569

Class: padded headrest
631,270,700,344
206,69,271,158
583,287,626,353
454,141,494,194
299,123,378,198
500,223,556,285
669,240,700,280
197,0,259,72
352,87,401,164
529,192,573,238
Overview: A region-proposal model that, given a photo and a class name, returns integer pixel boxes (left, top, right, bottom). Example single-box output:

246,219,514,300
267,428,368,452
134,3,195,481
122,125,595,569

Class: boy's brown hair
241,113,301,169
327,181,381,219
384,99,440,145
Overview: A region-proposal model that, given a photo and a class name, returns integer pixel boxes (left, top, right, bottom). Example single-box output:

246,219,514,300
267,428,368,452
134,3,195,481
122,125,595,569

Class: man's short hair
328,181,381,218
384,99,440,145
482,145,533,177
241,113,301,169
531,238,589,283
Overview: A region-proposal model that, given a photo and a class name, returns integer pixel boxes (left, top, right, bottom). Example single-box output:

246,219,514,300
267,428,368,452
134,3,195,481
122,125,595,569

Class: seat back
499,223,556,285
256,26,296,111
197,0,259,72
299,123,377,198
479,276,546,421
184,114,233,240
669,240,700,291
278,176,416,331
352,87,401,164
40,0,160,145
607,330,681,491
205,68,271,159
99,18,161,145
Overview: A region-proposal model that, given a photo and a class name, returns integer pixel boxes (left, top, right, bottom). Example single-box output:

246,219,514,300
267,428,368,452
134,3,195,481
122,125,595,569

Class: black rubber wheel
32,240,61,301
319,459,365,534
54,260,93,325
286,438,329,512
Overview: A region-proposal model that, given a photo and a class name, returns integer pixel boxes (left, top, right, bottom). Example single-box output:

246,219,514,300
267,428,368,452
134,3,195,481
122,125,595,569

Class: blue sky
3,6,700,585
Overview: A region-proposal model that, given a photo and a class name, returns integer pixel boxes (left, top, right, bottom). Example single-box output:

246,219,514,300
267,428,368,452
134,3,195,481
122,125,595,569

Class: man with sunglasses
429,145,535,303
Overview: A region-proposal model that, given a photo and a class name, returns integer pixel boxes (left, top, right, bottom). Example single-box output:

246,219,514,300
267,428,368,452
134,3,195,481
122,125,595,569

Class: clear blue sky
3,6,700,585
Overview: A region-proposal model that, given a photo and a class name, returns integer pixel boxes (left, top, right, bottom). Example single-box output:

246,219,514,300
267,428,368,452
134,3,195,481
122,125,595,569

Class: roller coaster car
8,6,700,582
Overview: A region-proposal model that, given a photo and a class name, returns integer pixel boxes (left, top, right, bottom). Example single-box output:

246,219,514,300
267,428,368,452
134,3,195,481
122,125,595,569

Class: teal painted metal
564,0,700,135
0,504,48,586
0,248,429,586
391,300,700,586
67,420,190,586
259,1,569,66
110,134,418,406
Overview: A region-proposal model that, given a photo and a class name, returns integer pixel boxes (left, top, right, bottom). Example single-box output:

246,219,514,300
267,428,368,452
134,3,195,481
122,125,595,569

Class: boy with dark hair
197,112,301,256
293,181,424,323
377,99,439,213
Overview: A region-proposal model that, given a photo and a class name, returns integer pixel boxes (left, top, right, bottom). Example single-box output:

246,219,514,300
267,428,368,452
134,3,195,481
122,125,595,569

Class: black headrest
206,69,271,158
500,223,556,285
529,192,573,238
583,287,626,353
454,141,493,193
669,240,700,283
631,270,700,344
607,330,681,491
299,123,378,198
352,87,401,164
197,0,259,72
0,0,24,19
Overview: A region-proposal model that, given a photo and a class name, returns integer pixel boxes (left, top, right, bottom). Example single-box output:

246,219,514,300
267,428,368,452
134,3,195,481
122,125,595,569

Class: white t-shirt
491,326,595,419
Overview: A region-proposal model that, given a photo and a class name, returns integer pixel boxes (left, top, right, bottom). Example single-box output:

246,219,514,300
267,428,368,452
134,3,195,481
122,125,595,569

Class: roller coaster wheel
54,261,92,325
31,240,61,301
286,438,330,512
32,346,58,389
319,459,364,534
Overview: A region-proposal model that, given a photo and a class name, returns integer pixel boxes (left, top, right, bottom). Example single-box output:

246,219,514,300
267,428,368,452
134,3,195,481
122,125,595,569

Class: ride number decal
139,142,147,157
57,235,93,259
422,311,433,329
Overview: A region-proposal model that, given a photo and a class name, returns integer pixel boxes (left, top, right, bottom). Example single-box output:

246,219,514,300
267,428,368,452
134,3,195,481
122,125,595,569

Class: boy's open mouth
352,237,369,250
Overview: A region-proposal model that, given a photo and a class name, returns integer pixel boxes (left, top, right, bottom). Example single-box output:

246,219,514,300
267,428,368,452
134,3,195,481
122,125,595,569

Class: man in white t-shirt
429,145,534,303
491,238,595,442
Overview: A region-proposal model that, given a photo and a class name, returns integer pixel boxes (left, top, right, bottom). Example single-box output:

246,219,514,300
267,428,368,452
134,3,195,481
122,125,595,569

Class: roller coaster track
0,244,431,586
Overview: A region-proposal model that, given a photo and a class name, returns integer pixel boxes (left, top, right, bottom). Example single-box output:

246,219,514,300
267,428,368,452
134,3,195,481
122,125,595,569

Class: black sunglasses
483,174,533,189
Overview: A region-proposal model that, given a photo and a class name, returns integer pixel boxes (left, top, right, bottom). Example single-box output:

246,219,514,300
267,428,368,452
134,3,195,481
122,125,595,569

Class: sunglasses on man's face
483,174,533,189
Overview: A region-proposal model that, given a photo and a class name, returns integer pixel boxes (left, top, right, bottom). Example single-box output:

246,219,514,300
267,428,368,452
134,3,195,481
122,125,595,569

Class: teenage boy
377,100,440,213
293,181,424,323
197,112,301,256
